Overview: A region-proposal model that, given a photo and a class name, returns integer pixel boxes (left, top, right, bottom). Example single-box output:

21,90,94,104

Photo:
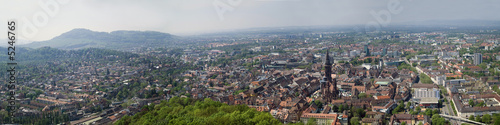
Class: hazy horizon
1,0,500,42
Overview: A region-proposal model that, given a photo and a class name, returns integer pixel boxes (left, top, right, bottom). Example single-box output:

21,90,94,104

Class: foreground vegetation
115,97,282,125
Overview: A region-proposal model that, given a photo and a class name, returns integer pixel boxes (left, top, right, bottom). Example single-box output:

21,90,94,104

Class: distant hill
22,29,179,50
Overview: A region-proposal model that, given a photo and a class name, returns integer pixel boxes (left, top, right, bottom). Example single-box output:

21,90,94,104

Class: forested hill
115,97,282,125
22,28,180,50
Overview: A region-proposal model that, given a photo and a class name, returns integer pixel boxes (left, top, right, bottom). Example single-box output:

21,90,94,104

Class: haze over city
0,0,499,42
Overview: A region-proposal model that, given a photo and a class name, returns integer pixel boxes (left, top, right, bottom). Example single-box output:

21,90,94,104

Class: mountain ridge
21,28,179,50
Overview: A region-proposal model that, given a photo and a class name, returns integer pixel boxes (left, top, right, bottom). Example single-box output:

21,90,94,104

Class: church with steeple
320,49,340,102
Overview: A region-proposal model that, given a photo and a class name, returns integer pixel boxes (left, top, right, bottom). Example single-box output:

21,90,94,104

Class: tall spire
325,48,331,65
324,48,332,81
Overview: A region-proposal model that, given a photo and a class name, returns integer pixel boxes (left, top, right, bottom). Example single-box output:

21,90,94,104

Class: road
442,101,459,125
441,114,486,125
403,57,411,65
441,96,476,125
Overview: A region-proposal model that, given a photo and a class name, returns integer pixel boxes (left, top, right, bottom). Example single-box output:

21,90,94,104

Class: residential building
474,53,482,65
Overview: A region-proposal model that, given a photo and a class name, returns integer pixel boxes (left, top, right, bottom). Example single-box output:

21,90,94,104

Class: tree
350,117,360,125
338,105,344,113
392,101,405,114
401,121,407,125
479,63,487,69
306,118,317,125
495,117,500,125
476,115,481,122
431,114,446,125
314,100,323,109
432,109,439,115
392,106,401,115
358,93,367,99
353,108,366,118
438,99,443,107
332,105,338,112
482,114,491,124
116,97,282,125
476,101,485,107
469,115,475,121
469,99,475,107
410,108,418,115
406,102,411,109
425,109,432,116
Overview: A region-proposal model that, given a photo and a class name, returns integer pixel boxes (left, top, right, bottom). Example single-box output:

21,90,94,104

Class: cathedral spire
324,48,332,81
325,48,331,66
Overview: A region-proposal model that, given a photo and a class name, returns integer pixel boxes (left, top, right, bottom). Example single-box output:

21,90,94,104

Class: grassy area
420,73,433,84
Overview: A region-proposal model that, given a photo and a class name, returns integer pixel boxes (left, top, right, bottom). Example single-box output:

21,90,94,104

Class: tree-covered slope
22,28,180,50
115,97,282,125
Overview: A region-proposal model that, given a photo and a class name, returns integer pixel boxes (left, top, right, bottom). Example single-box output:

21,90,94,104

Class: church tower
321,48,340,102
324,49,332,81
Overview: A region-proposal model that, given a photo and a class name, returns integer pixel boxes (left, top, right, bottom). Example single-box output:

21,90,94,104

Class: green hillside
115,97,282,125
22,29,179,50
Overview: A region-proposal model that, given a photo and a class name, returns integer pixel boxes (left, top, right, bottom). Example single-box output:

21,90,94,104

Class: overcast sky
0,0,499,42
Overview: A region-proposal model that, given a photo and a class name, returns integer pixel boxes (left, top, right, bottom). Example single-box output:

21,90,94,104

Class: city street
442,97,460,125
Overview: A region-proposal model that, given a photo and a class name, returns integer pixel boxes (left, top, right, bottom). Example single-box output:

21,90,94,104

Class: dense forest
115,97,282,125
